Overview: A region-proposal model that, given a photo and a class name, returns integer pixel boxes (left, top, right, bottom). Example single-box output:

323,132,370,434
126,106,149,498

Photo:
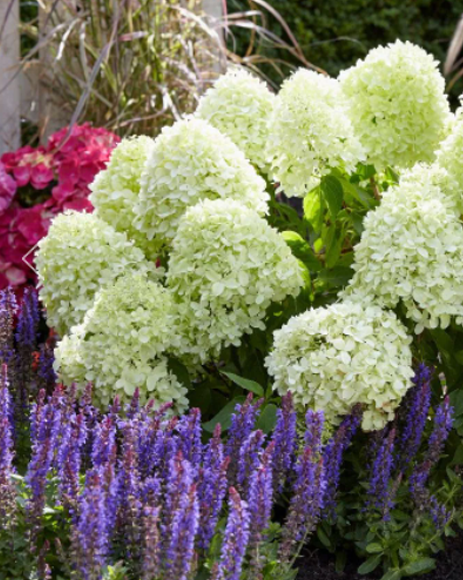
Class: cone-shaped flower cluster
339,40,451,170
196,67,276,171
265,302,414,431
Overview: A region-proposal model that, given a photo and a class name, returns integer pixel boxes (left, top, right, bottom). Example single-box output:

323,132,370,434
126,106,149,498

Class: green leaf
321,175,343,218
430,329,454,362
380,570,402,580
202,396,246,433
449,390,463,416
358,555,382,575
281,231,321,271
403,558,436,575
167,357,191,389
365,542,383,554
303,188,323,232
221,371,264,397
257,404,278,434
325,229,343,268
317,526,331,548
335,551,347,573
318,266,354,288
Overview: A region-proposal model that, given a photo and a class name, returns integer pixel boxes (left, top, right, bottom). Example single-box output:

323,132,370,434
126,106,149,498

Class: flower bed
2,39,463,579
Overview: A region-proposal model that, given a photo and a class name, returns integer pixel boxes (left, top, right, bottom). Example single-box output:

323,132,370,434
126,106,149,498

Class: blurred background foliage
228,0,463,102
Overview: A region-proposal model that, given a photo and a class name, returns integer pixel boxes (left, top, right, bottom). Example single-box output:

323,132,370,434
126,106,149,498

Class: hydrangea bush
33,41,463,461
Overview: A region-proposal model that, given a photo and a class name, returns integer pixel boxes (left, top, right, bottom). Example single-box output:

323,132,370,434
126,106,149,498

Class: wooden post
0,0,21,155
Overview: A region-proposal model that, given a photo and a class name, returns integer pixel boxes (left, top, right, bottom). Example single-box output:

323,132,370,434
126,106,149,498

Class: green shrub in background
228,0,463,100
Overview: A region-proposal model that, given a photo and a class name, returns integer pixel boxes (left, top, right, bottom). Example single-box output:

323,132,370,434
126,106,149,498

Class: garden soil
297,532,463,580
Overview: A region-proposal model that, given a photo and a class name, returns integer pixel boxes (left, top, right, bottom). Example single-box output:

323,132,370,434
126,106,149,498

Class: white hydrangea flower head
196,67,275,171
90,136,158,258
35,211,156,336
266,68,365,198
435,106,463,213
167,198,304,362
343,173,463,332
134,118,269,247
339,40,451,171
265,301,414,431
55,273,188,412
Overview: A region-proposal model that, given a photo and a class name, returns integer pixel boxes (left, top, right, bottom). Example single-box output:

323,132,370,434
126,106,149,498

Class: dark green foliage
228,0,463,101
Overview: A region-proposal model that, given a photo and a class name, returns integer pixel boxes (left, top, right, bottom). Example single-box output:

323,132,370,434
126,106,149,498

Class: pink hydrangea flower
0,123,119,291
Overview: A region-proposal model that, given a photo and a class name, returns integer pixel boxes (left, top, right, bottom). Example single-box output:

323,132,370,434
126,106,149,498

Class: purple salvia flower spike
305,408,325,455
248,441,275,577
91,416,116,468
237,429,265,496
197,423,229,551
366,427,397,520
71,468,110,580
177,407,202,472
226,394,263,485
37,343,57,392
0,288,17,367
142,505,161,580
323,405,362,518
0,365,15,527
398,364,432,469
280,447,325,563
165,482,199,580
211,487,251,580
410,396,453,503
271,392,297,493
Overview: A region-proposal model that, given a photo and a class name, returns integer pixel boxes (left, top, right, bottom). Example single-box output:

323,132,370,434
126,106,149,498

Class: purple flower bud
271,393,297,493
211,487,250,580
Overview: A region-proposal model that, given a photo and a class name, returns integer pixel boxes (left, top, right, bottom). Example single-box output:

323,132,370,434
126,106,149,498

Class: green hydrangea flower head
435,106,463,213
167,198,304,362
35,211,156,335
265,301,414,431
196,67,275,171
90,135,159,258
266,68,365,198
343,169,463,332
134,118,269,248
339,40,451,170
55,273,188,411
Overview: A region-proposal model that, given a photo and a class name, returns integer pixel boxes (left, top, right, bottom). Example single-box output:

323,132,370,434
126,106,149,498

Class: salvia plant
0,373,355,579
